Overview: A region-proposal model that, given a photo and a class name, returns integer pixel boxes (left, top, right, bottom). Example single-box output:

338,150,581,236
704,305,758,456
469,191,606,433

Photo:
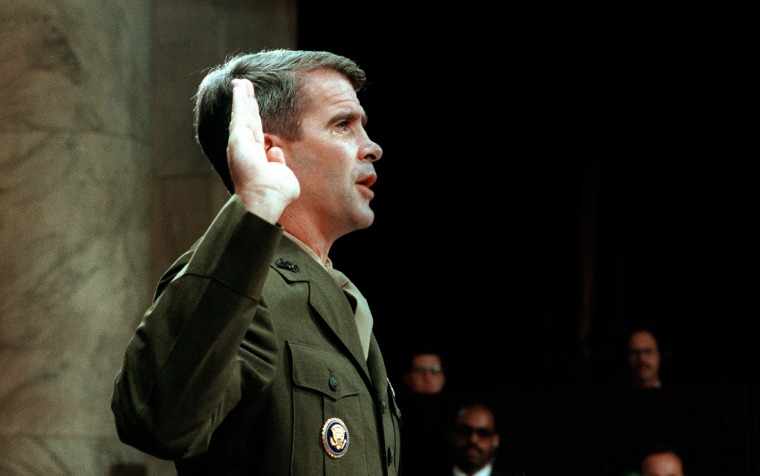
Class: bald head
641,450,684,476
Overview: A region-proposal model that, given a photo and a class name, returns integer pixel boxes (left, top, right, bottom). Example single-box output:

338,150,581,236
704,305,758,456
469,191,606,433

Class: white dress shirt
453,463,495,476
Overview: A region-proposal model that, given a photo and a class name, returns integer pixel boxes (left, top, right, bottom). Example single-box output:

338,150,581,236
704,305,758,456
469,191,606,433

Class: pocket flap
289,342,361,401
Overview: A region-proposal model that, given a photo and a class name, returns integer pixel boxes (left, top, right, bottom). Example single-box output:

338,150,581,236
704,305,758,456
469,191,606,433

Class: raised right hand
227,78,300,224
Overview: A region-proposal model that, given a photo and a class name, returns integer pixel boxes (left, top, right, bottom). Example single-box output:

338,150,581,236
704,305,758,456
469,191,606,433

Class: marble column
0,0,154,474
1,0,297,474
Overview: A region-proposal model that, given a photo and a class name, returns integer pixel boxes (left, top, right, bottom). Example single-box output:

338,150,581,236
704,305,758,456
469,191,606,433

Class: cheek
292,139,354,192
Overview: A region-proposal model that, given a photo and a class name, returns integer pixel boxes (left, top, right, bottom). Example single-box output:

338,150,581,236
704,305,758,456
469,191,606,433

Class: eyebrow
330,108,368,127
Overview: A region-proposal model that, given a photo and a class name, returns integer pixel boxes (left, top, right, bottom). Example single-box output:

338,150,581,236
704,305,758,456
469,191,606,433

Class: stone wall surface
0,0,296,474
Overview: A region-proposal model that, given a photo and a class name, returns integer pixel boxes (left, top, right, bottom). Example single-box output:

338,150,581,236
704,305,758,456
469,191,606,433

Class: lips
356,173,377,199
357,172,377,188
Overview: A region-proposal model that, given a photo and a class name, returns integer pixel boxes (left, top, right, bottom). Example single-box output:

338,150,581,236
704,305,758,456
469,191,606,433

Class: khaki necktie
326,266,373,360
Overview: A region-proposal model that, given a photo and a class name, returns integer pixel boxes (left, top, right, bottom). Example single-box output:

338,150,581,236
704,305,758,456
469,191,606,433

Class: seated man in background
627,329,662,389
398,347,451,475
447,401,526,476
402,349,447,395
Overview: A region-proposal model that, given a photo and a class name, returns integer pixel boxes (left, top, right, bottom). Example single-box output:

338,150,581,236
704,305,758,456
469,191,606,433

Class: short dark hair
403,346,446,372
450,399,499,433
193,49,367,193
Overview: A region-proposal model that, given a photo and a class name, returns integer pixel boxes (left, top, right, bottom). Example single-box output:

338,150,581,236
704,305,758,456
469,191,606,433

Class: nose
361,137,382,163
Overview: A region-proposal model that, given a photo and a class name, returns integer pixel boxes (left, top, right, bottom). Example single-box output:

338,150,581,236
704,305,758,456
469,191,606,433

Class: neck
635,378,661,389
280,215,333,265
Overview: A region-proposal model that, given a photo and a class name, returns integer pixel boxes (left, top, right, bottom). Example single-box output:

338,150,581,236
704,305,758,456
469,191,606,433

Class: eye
336,120,349,130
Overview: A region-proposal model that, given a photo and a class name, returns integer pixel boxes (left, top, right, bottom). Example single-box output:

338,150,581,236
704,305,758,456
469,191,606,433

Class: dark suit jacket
112,196,402,475
451,468,525,476
398,391,454,475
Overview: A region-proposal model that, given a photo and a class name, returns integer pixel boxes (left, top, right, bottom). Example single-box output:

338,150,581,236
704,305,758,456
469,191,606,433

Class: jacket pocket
289,342,371,475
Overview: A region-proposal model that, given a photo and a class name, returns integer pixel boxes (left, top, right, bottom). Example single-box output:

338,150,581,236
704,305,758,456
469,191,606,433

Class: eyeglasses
454,425,495,438
629,348,658,357
411,365,444,376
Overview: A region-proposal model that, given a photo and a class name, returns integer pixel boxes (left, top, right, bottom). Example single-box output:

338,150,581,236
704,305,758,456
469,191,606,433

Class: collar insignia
275,258,300,272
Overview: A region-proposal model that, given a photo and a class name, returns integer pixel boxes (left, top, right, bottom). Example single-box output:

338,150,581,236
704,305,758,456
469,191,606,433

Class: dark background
297,5,757,474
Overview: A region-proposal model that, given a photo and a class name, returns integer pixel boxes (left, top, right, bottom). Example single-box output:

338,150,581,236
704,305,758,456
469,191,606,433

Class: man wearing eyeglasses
449,402,526,476
627,329,663,389
398,349,452,475
402,351,447,395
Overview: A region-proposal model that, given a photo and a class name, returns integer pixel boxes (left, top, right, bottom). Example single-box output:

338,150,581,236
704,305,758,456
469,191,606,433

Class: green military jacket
112,195,402,475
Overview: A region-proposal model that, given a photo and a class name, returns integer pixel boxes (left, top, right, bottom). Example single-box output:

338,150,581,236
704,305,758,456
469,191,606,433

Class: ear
263,133,291,165
493,435,501,448
263,132,279,152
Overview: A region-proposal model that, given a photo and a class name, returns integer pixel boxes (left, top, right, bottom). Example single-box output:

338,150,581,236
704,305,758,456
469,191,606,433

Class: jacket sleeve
111,195,281,459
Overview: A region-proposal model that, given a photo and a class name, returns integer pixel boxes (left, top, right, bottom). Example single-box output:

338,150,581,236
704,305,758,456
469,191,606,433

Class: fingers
230,78,264,145
267,146,285,165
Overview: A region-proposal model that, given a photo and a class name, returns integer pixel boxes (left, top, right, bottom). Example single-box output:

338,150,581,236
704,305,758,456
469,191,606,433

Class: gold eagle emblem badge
321,417,349,458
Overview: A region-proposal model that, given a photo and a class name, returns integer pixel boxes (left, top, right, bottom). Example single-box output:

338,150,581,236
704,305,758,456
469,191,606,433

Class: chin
354,208,375,229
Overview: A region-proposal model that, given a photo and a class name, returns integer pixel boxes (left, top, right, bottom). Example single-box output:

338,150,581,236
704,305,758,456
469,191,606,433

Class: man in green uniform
111,49,401,475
